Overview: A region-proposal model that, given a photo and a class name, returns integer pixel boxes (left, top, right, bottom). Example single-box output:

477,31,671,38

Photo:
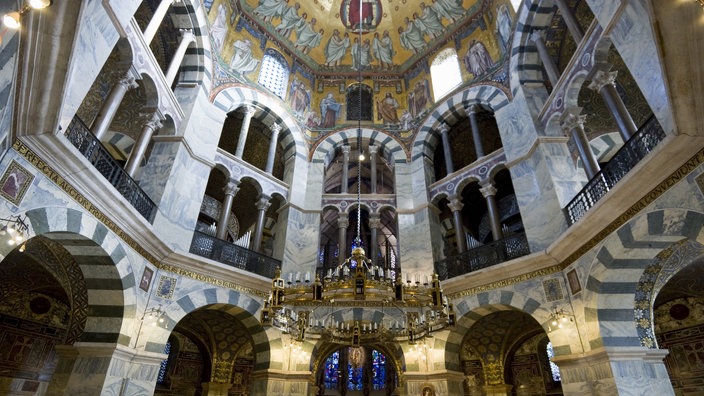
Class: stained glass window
372,349,387,390
546,341,562,382
156,340,171,384
430,48,462,101
258,49,289,100
323,350,340,389
347,347,364,391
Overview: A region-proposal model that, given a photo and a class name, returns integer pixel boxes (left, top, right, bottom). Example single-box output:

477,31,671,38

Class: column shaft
338,214,349,266
165,29,195,86
90,74,138,140
440,124,454,175
369,214,380,266
235,105,256,158
480,183,503,242
369,145,378,194
561,109,600,179
530,30,560,86
341,145,350,194
265,123,282,174
143,0,174,45
252,196,271,252
554,0,583,42
125,112,162,177
588,69,637,141
448,197,466,253
466,105,485,158
216,181,240,240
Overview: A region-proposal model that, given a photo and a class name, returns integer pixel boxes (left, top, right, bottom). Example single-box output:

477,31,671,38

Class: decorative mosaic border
13,139,267,299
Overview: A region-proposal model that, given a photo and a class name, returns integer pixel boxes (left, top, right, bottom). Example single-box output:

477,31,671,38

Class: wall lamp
3,0,52,30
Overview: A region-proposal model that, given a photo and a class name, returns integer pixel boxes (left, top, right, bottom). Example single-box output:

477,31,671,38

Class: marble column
235,105,256,159
448,196,467,253
368,213,381,266
561,108,600,179
439,123,454,175
125,112,163,177
252,195,271,252
529,30,560,86
265,123,282,174
341,145,351,193
90,73,139,140
337,213,349,266
480,182,503,242
368,145,378,193
143,0,176,45
588,67,638,141
466,104,485,158
554,0,583,42
216,181,240,240
165,29,195,86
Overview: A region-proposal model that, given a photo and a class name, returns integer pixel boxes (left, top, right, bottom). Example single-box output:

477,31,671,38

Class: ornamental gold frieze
283,299,428,308
159,263,268,298
448,264,563,299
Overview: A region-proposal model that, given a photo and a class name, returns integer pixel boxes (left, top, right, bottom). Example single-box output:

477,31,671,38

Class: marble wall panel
398,209,436,276
281,207,321,274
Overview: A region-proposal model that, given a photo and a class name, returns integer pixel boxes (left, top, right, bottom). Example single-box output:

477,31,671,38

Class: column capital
242,104,256,117
447,196,463,212
271,122,282,134
368,145,378,155
368,213,381,229
588,69,618,92
223,181,240,196
341,145,351,155
560,108,586,132
143,112,163,130
179,28,195,42
337,213,349,229
479,183,497,198
439,123,450,134
119,73,140,90
529,29,545,43
255,196,271,211
464,103,480,115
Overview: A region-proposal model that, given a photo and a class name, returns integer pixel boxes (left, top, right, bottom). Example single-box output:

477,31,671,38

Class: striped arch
174,0,211,86
635,239,704,348
442,290,547,371
583,208,704,349
311,127,407,167
20,207,138,345
211,85,307,164
412,84,510,163
149,290,269,367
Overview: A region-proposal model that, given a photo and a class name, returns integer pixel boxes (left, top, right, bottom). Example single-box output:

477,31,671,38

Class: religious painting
567,269,582,295
421,385,436,396
139,267,154,292
156,275,177,299
0,160,34,206
543,278,564,302
340,0,382,33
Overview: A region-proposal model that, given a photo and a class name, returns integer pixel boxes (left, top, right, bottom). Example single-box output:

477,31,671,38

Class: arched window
257,49,289,100
321,347,389,392
346,83,373,121
430,48,462,101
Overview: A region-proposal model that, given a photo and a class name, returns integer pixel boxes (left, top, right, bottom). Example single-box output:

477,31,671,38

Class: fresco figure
325,30,350,67
463,39,494,77
399,16,427,54
430,0,466,24
295,17,323,54
418,3,445,39
377,92,400,126
496,4,513,52
351,38,372,70
276,3,303,38
372,30,395,69
254,0,288,22
289,78,311,118
210,4,228,53
229,39,259,75
408,79,430,118
349,0,374,27
320,93,342,128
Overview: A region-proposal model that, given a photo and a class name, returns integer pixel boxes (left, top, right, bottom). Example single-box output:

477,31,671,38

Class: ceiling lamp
261,0,455,345
2,11,21,29
2,0,53,30
0,214,29,252
28,0,52,9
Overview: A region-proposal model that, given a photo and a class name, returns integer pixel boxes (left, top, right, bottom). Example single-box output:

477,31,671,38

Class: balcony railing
66,117,157,223
434,233,530,280
564,115,666,226
189,230,281,278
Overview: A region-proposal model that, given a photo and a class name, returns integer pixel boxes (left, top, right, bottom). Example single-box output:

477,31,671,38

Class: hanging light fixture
0,214,29,251
2,0,53,30
547,307,573,332
260,0,454,345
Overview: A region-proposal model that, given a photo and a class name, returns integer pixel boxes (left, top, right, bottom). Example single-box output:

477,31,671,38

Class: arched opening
315,344,398,395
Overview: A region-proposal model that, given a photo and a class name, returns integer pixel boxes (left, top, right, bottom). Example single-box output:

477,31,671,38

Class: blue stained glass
546,342,562,382
347,348,364,391
323,350,340,389
156,341,171,384
372,350,387,390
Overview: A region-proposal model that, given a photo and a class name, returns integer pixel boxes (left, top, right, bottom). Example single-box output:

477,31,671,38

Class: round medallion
340,0,383,33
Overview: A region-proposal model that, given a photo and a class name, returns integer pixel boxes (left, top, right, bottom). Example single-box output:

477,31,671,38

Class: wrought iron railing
564,115,666,226
65,117,157,223
189,230,281,278
434,233,530,280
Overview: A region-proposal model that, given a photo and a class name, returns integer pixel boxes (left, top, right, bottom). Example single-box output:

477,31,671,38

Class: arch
583,208,704,349
311,128,407,165
10,207,137,345
413,84,510,162
173,0,212,87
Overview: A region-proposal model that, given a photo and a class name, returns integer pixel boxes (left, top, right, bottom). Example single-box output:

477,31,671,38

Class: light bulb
15,235,24,243
358,153,365,161
7,226,15,235
551,319,558,326
561,316,568,323
3,12,21,29
7,239,14,245
28,0,52,9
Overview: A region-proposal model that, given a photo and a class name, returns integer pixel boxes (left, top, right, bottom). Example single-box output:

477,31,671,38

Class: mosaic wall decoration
156,275,177,299
139,267,154,292
542,278,564,302
0,160,34,206
566,269,581,295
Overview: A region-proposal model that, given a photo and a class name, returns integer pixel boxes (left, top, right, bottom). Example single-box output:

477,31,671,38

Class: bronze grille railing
564,115,666,225
434,233,530,280
66,117,157,223
189,230,280,278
